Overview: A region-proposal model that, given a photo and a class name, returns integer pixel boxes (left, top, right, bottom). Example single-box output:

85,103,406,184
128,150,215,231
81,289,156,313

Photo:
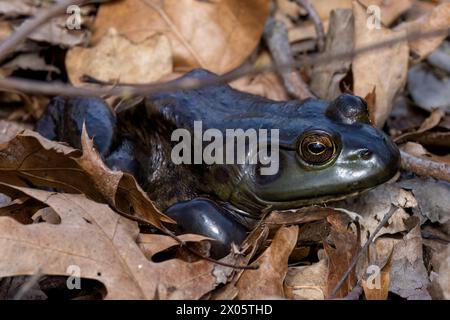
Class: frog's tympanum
36,69,400,257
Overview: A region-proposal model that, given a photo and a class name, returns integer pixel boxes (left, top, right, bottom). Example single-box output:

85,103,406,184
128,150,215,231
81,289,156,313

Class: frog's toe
165,198,248,258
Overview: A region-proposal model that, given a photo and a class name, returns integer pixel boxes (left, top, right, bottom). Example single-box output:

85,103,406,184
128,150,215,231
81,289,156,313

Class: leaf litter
0,0,449,300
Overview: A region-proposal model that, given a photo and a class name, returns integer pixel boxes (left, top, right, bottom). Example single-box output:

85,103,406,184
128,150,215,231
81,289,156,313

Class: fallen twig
163,228,258,270
400,150,450,183
264,18,314,100
0,27,448,98
295,0,326,52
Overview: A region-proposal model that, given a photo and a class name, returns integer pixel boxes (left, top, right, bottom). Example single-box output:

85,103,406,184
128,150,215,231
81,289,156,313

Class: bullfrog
36,69,400,257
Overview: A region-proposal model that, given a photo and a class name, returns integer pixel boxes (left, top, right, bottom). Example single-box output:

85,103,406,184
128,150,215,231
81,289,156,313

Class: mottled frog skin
36,69,400,257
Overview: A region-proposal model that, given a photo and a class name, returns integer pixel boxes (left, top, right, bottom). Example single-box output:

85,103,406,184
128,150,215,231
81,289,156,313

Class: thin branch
163,228,258,270
329,206,398,299
400,150,450,183
264,18,314,100
0,27,448,98
295,0,326,52
0,0,89,63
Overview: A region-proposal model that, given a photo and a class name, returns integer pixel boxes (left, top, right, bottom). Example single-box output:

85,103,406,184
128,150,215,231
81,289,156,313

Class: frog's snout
344,131,400,186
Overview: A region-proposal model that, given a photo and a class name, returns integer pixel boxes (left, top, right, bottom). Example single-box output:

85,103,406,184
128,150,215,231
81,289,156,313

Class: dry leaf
66,29,172,86
0,0,38,18
230,73,288,101
309,0,352,21
407,63,450,113
92,0,270,73
0,129,172,230
265,206,337,227
211,225,270,300
236,226,298,299
334,183,417,241
137,233,212,259
397,3,450,64
29,16,90,48
358,0,412,26
310,8,353,100
0,89,48,121
434,246,450,299
388,218,431,300
402,142,450,166
395,108,445,144
399,177,450,225
284,259,328,300
352,1,409,128
0,21,12,41
0,120,30,144
361,241,393,300
2,53,60,75
0,184,218,300
276,0,302,19
324,214,359,298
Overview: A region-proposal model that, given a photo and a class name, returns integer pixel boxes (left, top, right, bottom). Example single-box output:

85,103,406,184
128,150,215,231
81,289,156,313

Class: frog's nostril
359,149,373,160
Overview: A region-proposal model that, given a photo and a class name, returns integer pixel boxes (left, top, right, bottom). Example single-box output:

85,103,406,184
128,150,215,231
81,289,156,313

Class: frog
36,69,400,257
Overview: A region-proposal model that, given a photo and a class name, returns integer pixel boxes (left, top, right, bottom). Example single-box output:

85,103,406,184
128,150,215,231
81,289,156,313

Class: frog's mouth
230,171,400,216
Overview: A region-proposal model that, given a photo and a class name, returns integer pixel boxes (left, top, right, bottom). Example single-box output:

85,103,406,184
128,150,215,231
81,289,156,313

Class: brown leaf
28,16,90,48
395,108,445,144
276,0,302,19
397,3,450,64
402,142,450,166
310,8,353,100
359,0,412,26
0,184,217,299
0,129,173,230
0,119,30,144
265,206,338,227
284,259,328,300
324,214,359,298
210,225,270,300
362,242,393,300
66,29,173,86
333,183,417,241
0,0,38,18
2,53,60,75
388,217,431,299
352,1,409,128
91,0,270,73
230,72,288,101
309,0,352,21
236,226,298,299
434,246,450,299
137,233,212,259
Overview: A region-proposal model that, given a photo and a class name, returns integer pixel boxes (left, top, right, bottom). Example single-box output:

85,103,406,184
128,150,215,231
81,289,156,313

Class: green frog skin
36,69,400,257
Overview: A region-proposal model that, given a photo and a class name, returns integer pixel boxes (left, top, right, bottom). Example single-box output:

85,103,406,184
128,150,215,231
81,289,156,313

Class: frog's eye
299,132,336,165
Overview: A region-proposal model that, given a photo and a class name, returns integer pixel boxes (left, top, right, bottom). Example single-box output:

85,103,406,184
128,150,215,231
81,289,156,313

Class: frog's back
139,69,327,140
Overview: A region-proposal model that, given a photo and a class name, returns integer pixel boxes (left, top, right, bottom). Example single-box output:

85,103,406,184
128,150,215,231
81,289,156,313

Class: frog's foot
165,198,248,259
35,96,117,156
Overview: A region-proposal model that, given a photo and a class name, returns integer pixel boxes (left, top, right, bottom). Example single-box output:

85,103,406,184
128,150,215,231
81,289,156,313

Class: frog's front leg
36,97,139,176
36,96,117,156
165,198,248,258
